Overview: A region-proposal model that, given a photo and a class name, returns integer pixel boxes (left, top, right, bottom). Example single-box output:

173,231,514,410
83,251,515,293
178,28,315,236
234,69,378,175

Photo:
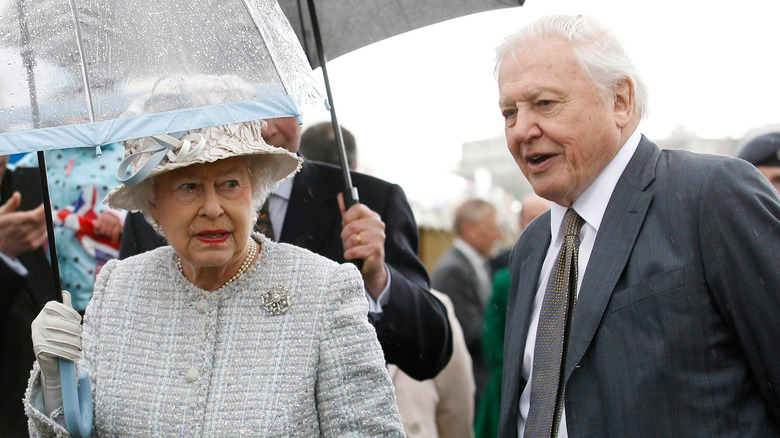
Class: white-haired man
497,14,780,437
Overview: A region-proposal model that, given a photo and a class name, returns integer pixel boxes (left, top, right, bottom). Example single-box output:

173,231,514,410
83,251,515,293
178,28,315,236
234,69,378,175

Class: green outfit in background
474,267,510,438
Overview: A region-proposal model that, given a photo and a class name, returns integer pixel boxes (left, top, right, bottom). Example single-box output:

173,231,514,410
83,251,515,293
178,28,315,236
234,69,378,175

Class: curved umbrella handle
59,358,93,438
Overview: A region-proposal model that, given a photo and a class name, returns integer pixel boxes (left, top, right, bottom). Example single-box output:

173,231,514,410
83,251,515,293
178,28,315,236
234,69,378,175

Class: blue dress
16,144,125,310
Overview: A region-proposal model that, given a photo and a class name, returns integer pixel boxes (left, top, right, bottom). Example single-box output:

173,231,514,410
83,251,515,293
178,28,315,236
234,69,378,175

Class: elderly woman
24,117,404,436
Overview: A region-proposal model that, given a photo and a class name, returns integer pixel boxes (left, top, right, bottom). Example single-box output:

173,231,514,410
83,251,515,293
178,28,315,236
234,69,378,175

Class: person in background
15,144,126,312
432,199,503,408
120,118,453,381
299,121,358,170
736,131,780,194
497,14,780,437
475,194,549,438
0,155,52,436
389,289,475,438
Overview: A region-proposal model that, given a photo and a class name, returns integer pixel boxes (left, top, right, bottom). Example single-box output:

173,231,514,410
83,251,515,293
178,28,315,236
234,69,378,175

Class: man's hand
338,193,389,300
0,192,48,258
94,210,122,244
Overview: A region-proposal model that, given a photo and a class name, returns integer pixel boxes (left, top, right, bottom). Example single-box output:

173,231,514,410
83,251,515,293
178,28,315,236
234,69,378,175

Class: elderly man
120,117,452,381
496,14,780,438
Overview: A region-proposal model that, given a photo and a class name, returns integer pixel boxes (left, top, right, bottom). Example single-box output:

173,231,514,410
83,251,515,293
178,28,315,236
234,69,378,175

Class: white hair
495,14,649,120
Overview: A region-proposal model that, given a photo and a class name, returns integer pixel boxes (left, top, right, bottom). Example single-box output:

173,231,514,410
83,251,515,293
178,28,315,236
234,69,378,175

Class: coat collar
279,160,342,250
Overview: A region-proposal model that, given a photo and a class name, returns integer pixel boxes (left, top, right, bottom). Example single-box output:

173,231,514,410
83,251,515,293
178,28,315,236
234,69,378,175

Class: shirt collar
550,128,642,243
272,177,294,201
453,238,487,264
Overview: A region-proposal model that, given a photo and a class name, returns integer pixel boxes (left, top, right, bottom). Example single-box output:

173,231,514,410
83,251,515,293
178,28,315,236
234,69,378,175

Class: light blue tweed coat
25,235,404,437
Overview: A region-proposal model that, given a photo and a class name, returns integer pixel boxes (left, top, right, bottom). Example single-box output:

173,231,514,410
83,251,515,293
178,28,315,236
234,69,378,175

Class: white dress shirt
0,250,28,276
268,177,391,312
517,129,642,437
267,178,294,239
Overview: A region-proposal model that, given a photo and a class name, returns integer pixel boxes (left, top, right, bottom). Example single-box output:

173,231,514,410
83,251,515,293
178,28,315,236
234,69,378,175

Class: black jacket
0,169,54,436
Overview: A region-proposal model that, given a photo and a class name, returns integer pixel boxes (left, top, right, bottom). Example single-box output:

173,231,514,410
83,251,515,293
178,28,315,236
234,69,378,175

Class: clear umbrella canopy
0,0,325,154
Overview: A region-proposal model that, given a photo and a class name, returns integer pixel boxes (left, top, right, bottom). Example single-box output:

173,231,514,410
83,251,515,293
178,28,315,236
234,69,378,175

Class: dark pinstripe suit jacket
500,137,780,437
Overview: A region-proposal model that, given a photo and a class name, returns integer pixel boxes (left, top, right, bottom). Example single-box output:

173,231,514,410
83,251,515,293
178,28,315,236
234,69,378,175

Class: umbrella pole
36,152,63,299
16,0,63,301
305,0,359,207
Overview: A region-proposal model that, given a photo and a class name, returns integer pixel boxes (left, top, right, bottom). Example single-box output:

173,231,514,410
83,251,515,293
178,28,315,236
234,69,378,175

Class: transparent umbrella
0,1,324,435
0,0,324,153
0,0,325,295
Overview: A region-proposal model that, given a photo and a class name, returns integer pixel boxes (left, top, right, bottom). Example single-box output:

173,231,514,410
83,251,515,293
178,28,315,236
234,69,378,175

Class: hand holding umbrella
338,192,388,299
31,291,84,416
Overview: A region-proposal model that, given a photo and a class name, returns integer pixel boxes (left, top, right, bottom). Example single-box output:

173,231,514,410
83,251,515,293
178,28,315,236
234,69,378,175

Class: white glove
31,291,83,415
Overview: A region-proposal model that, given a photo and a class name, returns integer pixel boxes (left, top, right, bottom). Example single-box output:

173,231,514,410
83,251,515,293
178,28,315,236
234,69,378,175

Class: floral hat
104,119,301,212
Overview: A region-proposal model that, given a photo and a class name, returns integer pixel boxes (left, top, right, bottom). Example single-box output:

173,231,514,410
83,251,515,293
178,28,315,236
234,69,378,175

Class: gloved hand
31,291,83,415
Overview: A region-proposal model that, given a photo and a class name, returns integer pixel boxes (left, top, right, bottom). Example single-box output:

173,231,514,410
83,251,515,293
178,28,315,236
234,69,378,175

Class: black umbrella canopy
280,0,525,69
274,0,524,206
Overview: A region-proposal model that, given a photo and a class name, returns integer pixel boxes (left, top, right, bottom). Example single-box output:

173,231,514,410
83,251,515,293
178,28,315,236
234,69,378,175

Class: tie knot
562,208,584,238
256,198,275,240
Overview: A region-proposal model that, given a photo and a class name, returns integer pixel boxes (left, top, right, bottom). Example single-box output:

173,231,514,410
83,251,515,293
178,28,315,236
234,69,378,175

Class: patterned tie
255,198,275,241
524,208,584,438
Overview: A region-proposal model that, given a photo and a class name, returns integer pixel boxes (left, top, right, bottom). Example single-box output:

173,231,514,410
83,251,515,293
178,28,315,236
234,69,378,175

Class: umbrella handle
59,358,93,438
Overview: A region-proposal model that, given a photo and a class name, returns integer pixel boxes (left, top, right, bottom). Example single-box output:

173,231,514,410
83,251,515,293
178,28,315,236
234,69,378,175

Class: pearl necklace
177,240,258,291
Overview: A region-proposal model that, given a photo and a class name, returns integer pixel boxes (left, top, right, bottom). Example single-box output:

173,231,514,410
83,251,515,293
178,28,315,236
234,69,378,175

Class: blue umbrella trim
0,94,302,155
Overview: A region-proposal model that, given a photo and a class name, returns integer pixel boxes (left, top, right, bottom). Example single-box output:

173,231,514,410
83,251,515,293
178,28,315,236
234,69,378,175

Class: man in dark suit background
432,198,502,408
0,155,54,436
120,118,452,381
496,14,780,437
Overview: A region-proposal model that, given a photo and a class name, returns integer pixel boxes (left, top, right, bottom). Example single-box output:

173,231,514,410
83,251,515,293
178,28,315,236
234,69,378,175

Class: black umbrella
279,0,526,206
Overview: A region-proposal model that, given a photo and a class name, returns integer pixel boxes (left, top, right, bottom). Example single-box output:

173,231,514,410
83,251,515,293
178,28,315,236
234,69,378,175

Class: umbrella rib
238,0,290,96
295,0,312,64
67,0,97,125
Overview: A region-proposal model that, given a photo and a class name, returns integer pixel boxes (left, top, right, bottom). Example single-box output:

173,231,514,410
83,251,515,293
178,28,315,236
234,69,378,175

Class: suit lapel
500,216,550,437
451,247,483,306
564,137,660,381
279,160,341,251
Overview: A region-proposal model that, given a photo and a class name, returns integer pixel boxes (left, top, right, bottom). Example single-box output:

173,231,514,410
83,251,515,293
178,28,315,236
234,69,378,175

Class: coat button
197,299,209,313
185,367,199,382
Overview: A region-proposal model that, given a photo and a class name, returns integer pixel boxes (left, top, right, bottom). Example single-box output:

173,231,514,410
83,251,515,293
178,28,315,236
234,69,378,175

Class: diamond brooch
261,284,291,315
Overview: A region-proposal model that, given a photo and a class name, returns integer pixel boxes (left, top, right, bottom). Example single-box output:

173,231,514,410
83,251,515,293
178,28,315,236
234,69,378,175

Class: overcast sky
301,0,779,188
